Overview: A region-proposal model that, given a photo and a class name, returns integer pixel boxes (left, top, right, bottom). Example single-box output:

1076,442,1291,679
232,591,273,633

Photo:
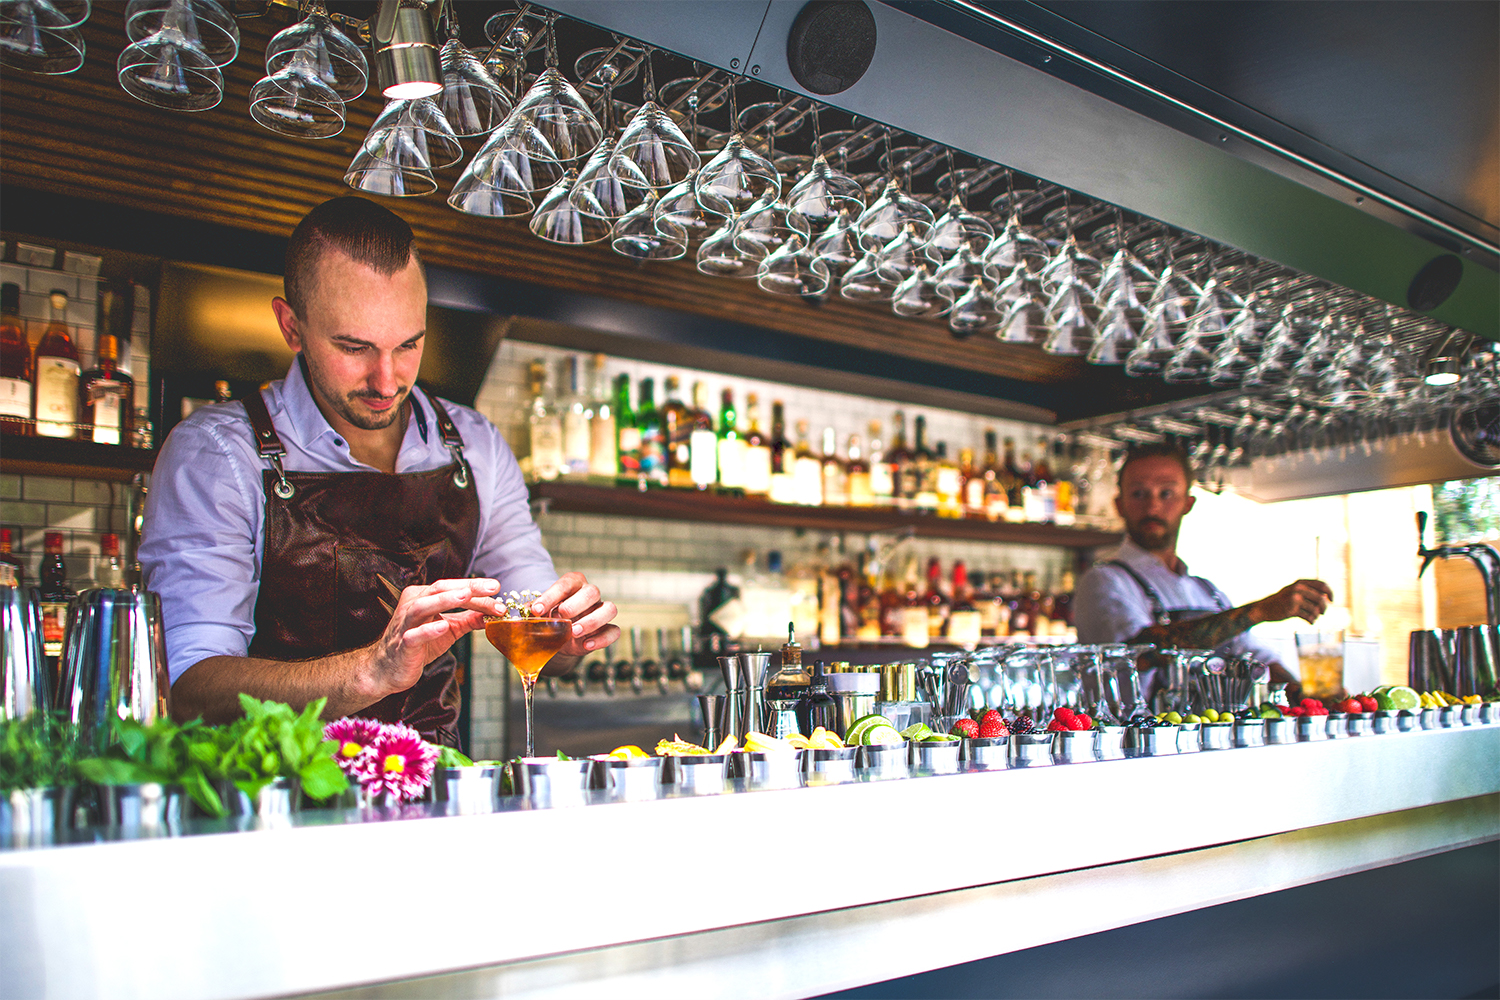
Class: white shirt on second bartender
140,356,558,684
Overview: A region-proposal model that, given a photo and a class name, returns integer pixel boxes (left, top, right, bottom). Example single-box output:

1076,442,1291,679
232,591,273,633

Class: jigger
696,694,722,749
716,656,741,744
738,652,771,740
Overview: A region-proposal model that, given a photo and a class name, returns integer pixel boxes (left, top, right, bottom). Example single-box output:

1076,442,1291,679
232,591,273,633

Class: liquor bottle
792,420,824,506
39,531,72,659
81,281,136,446
935,442,963,518
526,360,563,481
845,434,873,506
769,400,791,474
796,660,839,734
741,394,772,496
96,532,127,588
856,549,882,640
587,355,617,478
636,376,667,487
559,355,592,477
947,560,982,646
1052,438,1076,525
984,571,1013,636
878,558,903,638
960,446,984,516
1001,437,1024,519
689,381,717,489
901,561,929,648
1051,570,1076,635
763,624,811,739
911,416,937,512
0,528,25,586
819,557,842,646
662,376,692,488
34,290,80,439
886,411,913,509
1028,572,1053,634
820,426,848,506
0,283,31,435
923,556,950,638
1032,437,1056,522
716,387,746,493
983,432,1007,522
698,567,741,646
1008,570,1034,636
613,373,640,484
867,421,893,505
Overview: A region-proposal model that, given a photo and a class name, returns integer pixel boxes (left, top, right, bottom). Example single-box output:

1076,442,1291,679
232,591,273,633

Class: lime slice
862,724,903,746
845,715,890,744
1382,685,1420,712
899,722,932,741
923,733,960,742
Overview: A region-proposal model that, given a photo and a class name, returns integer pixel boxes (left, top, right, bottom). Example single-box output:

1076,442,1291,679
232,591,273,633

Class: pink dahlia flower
367,723,439,803
324,717,384,778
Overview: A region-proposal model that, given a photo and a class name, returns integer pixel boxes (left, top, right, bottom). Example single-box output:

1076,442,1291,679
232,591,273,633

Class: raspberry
951,718,980,739
1052,706,1075,722
1046,719,1068,732
1071,714,1093,731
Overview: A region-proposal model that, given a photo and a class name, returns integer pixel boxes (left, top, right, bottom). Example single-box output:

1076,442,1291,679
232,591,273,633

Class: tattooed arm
1129,578,1334,649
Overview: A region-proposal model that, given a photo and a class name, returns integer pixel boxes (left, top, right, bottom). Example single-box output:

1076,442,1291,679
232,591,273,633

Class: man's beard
1127,517,1177,552
305,357,409,431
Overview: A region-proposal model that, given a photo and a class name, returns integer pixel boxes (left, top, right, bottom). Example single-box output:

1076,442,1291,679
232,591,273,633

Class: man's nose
369,353,398,396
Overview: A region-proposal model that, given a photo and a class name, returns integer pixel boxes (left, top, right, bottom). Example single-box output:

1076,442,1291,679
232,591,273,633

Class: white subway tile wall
0,474,133,586
0,258,154,421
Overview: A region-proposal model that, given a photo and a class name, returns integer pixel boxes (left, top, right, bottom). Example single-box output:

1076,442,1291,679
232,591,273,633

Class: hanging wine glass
996,269,1054,345
264,2,366,101
612,191,688,261
123,0,236,67
696,217,758,278
567,64,641,223
733,122,806,263
840,250,897,302
980,214,1050,285
448,163,535,217
810,207,862,279
437,25,511,136
925,158,993,260
249,43,345,138
1123,236,1200,377
0,0,86,74
694,82,780,218
856,176,935,250
360,98,463,172
345,145,437,197
874,222,938,284
1042,283,1097,356
531,170,612,244
117,0,228,110
505,14,602,165
451,111,564,212
650,93,719,240
891,263,949,319
612,51,700,190
933,246,992,302
784,107,865,224
757,234,831,296
948,279,1002,339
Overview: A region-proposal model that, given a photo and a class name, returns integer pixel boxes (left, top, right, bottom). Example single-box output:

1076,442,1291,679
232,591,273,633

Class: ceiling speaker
787,1,876,95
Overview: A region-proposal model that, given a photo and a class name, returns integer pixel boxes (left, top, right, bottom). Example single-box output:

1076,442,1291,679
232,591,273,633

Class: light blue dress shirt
140,358,557,683
1074,536,1282,663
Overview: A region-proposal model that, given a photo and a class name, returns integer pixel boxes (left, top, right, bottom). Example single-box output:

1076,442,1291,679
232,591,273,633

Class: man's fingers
568,601,617,640
529,573,584,615
557,586,604,624
570,623,620,654
401,619,458,646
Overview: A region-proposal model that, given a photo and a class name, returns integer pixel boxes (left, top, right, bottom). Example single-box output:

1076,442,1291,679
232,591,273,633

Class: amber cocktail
485,615,571,757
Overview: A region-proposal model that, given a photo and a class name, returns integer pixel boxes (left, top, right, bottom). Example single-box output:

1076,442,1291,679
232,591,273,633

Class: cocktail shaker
1453,625,1498,699
59,588,171,751
1407,629,1453,693
1,584,48,720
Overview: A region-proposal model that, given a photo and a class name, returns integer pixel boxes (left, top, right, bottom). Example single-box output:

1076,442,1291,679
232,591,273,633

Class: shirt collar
1117,535,1190,577
280,355,433,454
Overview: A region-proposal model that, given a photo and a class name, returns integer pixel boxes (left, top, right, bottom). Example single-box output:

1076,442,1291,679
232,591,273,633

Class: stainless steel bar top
1,727,1496,1000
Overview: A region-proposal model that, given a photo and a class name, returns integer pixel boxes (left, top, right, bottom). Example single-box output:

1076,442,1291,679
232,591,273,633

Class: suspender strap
1101,559,1169,626
243,390,296,499
425,395,471,489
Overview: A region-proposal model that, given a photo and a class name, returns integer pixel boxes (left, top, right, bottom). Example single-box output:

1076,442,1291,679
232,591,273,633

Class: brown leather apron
243,387,479,747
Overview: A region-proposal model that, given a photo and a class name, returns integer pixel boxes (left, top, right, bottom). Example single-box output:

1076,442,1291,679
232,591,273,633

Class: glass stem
523,677,537,758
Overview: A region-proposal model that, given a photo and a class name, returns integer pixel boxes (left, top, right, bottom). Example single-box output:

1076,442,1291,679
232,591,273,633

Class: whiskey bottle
34,290,80,439
0,283,31,435
80,281,135,446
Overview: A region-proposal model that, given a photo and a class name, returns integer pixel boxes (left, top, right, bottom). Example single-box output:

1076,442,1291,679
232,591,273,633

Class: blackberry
1010,714,1035,734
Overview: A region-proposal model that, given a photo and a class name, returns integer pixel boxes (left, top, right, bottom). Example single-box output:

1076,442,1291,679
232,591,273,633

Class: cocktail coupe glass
484,590,573,759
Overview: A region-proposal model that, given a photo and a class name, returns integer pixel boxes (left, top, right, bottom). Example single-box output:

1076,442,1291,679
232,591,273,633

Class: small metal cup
734,750,803,789
1395,710,1419,732
857,741,910,779
1438,706,1459,728
1265,717,1296,744
1346,713,1374,738
961,736,1007,768
1175,721,1202,753
589,755,662,802
1234,719,1267,747
1480,702,1498,725
1094,726,1126,759
696,694,723,750
429,764,501,813
801,746,856,785
1325,712,1350,739
99,782,183,833
660,753,727,795
911,739,961,774
511,757,591,808
1,786,72,847
1460,704,1478,726
1419,707,1440,730
221,777,299,818
1051,729,1094,763
1199,722,1232,751
1008,730,1055,765
1297,715,1329,741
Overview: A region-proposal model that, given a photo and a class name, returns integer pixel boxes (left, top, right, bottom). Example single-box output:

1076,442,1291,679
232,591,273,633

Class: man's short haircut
1117,442,1195,489
283,197,420,318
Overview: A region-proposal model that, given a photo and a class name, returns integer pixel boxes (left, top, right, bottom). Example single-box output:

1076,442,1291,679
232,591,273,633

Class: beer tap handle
545,676,558,698
1416,511,1439,578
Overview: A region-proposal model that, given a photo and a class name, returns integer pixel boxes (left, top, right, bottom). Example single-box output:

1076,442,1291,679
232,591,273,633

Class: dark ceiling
1017,0,1499,235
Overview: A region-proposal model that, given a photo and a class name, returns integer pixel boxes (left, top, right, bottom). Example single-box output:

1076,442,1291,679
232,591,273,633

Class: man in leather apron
1074,444,1332,708
141,198,619,744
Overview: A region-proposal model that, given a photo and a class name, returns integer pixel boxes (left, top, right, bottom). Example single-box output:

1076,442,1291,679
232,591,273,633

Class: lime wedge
899,722,932,741
862,724,903,746
845,715,891,744
1382,685,1420,712
923,733,960,742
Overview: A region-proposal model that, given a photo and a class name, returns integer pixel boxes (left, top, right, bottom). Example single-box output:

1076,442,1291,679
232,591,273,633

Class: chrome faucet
1418,512,1500,626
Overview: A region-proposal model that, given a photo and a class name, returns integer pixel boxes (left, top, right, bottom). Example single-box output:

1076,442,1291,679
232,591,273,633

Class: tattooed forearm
1129,604,1261,650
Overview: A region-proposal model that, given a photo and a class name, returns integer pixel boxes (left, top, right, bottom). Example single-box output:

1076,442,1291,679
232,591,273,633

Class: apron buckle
270,454,296,499
449,444,471,489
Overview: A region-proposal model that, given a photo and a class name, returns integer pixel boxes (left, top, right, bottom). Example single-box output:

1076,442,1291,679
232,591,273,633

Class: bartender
140,197,618,745
1075,444,1332,693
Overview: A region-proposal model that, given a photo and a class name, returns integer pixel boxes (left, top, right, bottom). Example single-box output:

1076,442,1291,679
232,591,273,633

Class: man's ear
1182,491,1197,517
271,297,303,353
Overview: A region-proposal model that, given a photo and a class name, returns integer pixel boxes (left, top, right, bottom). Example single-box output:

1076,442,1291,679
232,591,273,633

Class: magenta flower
324,717,384,779
366,723,438,803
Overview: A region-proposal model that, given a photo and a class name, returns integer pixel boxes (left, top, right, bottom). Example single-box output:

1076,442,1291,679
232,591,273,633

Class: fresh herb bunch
0,714,79,792
494,589,543,619
196,694,349,806
433,745,474,768
75,715,224,815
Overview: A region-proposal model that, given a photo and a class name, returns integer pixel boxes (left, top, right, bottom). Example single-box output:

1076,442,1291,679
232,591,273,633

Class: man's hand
367,577,501,699
1253,579,1334,625
529,571,620,661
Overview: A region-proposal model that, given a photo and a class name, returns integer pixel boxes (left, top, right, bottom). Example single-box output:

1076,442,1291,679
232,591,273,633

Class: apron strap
425,395,472,490
243,390,296,500
1100,559,1171,627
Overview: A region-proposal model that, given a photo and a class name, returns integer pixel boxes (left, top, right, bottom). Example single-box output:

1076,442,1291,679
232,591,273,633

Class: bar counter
2,725,1496,1000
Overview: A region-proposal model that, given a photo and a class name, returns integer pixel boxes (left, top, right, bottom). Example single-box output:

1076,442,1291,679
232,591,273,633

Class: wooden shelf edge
530,481,1121,549
1,436,157,482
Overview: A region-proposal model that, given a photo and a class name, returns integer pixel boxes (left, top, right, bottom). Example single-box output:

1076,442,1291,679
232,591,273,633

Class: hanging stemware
1042,283,1097,356
757,234,831,296
360,98,463,172
436,20,511,136
612,191,688,261
924,159,993,260
874,221,937,284
810,207,862,279
345,145,437,197
733,121,806,263
567,67,640,222
531,169,612,244
840,250,897,302
980,214,1050,285
249,42,345,138
450,111,563,215
611,50,700,190
948,279,1002,339
784,106,865,223
995,269,1054,345
263,2,365,101
890,263,949,320
124,0,236,67
505,15,602,164
933,245,993,302
696,217,758,278
117,0,228,110
0,0,86,74
694,81,780,218
652,95,718,239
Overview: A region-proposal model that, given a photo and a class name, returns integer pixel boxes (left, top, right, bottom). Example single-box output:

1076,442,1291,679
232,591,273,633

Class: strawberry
978,710,1008,739
1340,697,1363,714
1283,705,1305,717
1358,694,1378,714
1052,706,1075,722
951,718,980,739
1071,713,1093,731
1301,697,1323,710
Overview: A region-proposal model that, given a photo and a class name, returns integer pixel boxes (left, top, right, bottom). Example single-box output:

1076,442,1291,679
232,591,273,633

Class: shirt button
334,438,344,447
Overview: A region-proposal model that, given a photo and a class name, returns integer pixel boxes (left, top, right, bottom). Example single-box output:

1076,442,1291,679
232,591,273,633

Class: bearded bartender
1075,444,1333,696
140,197,619,746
